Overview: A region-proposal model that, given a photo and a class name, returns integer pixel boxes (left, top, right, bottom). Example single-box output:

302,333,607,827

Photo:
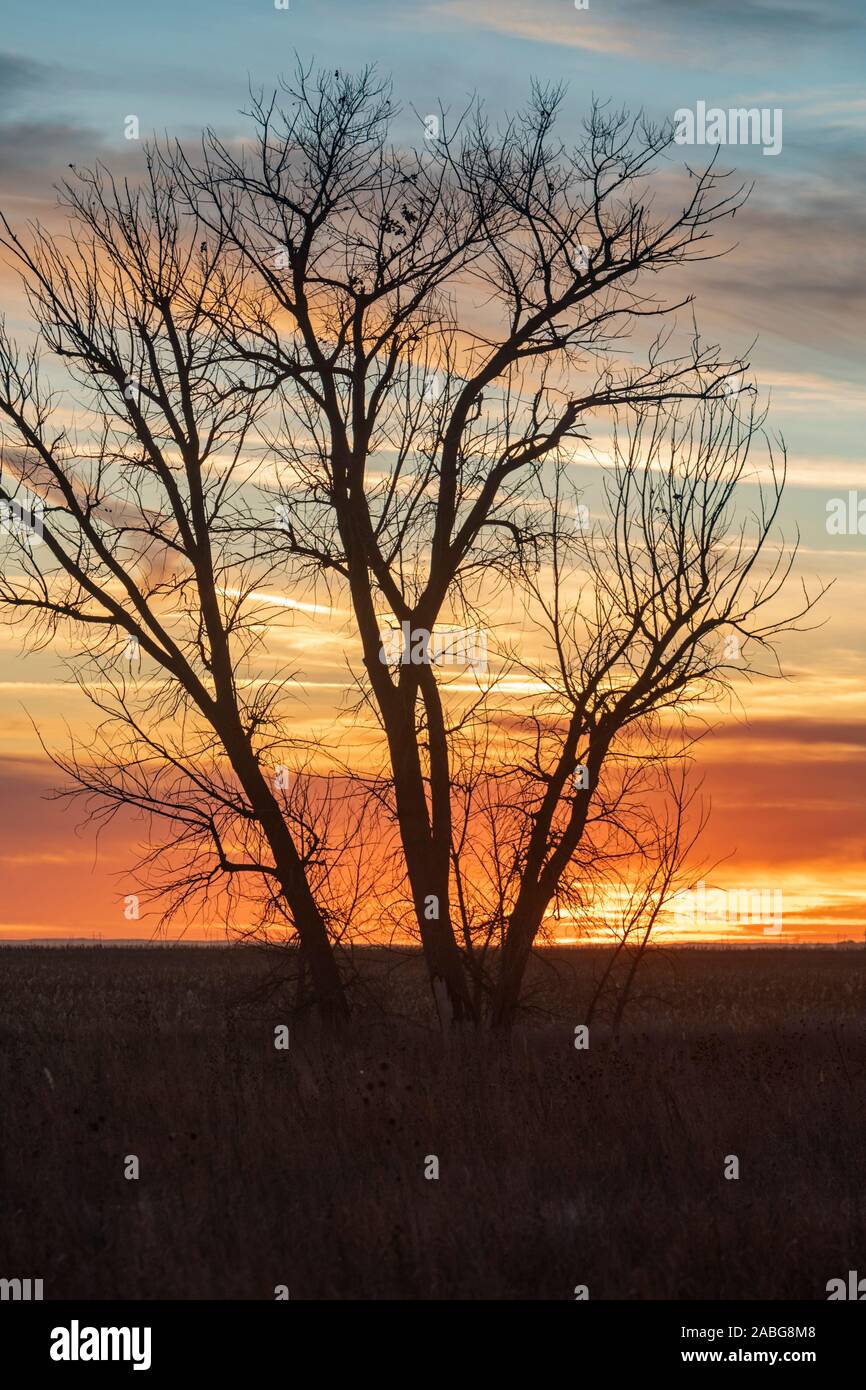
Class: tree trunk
220,721,349,1022
419,915,474,1027
386,702,475,1026
277,871,348,1023
490,912,538,1028
403,846,475,1026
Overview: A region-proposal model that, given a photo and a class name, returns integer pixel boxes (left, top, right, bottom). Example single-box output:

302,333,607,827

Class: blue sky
3,0,863,579
2,1,864,386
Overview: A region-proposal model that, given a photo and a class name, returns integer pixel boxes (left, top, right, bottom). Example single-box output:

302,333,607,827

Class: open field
2,945,865,1300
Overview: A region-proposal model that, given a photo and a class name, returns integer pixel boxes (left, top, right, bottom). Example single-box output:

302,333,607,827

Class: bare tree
0,157,350,1018
168,64,818,1024
0,64,821,1030
446,704,708,1027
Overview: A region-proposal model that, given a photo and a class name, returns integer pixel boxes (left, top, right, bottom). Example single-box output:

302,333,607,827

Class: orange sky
0,1,864,945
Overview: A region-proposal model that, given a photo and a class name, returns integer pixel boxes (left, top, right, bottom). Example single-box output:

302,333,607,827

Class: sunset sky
0,0,864,942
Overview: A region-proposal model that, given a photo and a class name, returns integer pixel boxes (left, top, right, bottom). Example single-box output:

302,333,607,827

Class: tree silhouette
0,63,821,1027
168,64,817,1023
0,158,349,1018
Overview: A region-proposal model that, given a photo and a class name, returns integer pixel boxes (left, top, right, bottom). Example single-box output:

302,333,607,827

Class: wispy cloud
430,0,864,66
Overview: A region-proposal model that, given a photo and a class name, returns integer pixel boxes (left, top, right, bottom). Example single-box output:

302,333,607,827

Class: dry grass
2,944,865,1299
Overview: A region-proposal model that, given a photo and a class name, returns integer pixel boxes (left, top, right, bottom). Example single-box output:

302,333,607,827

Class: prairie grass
1,945,864,1299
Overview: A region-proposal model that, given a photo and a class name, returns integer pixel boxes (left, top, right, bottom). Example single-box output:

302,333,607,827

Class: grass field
2,944,865,1300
